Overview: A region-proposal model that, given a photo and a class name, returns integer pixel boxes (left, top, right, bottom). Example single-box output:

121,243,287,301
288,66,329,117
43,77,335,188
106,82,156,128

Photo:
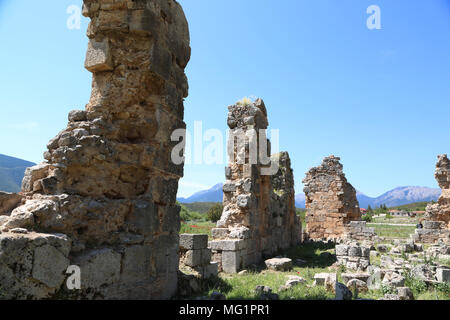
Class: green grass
182,202,220,214
183,241,450,300
180,221,216,239
372,214,420,224
367,223,416,239
188,242,339,300
389,201,431,212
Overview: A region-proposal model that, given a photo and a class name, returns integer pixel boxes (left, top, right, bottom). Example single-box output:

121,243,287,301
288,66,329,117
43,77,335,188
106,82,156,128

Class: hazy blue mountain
368,186,440,208
0,154,35,193
178,182,441,209
177,183,224,203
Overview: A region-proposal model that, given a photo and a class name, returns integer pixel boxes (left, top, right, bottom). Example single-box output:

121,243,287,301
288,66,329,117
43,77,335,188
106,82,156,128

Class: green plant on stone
402,269,427,294
434,282,450,295
381,283,396,295
236,97,252,106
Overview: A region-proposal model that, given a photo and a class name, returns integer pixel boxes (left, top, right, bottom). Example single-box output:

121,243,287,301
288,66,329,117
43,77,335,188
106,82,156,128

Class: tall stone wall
424,154,450,228
303,156,361,240
0,0,190,299
209,99,301,273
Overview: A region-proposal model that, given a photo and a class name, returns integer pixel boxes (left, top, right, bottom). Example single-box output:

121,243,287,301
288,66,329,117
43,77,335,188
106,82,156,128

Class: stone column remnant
413,154,450,244
303,156,361,240
209,99,301,273
424,154,450,228
0,0,190,299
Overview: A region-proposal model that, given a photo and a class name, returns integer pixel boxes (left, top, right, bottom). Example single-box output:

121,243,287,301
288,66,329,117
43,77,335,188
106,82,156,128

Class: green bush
434,282,450,295
362,213,373,222
207,203,223,222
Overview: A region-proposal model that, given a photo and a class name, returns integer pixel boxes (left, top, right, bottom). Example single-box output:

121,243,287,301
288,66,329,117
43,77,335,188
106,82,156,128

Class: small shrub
434,282,450,295
381,283,396,295
362,213,373,223
207,203,223,222
236,97,252,106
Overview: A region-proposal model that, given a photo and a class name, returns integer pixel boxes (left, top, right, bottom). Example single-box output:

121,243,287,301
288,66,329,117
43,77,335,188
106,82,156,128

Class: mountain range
178,183,441,209
0,154,35,193
1,153,441,208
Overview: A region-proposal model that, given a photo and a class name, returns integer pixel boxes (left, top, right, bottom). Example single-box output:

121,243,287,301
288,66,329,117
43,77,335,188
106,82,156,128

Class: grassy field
180,221,216,239
367,223,416,239
389,202,430,212
182,202,219,214
372,215,420,224
184,242,450,300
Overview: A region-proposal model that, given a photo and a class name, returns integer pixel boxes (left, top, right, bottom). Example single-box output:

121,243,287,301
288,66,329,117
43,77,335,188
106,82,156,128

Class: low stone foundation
179,234,218,279
335,242,371,271
343,221,376,241
0,192,23,215
411,221,450,244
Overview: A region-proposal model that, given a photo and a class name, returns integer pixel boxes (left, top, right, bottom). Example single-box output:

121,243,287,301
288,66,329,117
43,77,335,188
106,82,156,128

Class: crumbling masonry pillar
0,0,190,299
303,156,361,240
209,99,301,273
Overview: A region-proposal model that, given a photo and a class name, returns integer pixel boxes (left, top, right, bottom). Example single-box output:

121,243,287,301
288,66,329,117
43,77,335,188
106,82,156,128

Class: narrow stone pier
209,99,301,273
303,156,361,241
0,0,190,299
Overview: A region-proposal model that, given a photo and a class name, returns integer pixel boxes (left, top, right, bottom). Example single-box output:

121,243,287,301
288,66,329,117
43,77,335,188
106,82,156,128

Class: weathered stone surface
0,232,71,299
0,192,23,215
264,258,292,271
382,271,405,287
0,0,191,300
335,282,352,300
336,242,371,271
436,267,450,283
397,287,414,300
303,156,361,240
422,155,450,240
341,273,370,284
180,234,208,250
212,99,301,273
346,279,368,292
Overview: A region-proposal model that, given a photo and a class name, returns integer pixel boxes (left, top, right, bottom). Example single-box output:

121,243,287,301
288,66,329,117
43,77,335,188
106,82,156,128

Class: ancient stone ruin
424,155,450,227
335,242,371,271
343,221,376,241
412,155,450,244
179,234,218,279
0,192,23,216
0,0,190,299
303,156,361,241
209,99,302,273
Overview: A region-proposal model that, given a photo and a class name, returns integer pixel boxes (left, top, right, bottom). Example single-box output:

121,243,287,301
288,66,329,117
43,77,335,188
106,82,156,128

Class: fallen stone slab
264,258,292,271
347,279,368,292
397,287,414,300
341,272,370,284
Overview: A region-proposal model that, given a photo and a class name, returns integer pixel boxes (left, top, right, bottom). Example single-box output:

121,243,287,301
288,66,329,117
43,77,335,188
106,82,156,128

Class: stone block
222,250,242,274
436,268,450,283
348,245,362,257
180,234,208,250
84,39,113,72
211,228,229,239
74,248,121,289
335,244,349,256
265,258,292,271
32,244,70,289
209,239,247,251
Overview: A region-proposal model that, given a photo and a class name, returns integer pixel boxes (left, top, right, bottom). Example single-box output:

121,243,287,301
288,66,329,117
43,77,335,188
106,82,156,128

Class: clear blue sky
1,0,449,198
